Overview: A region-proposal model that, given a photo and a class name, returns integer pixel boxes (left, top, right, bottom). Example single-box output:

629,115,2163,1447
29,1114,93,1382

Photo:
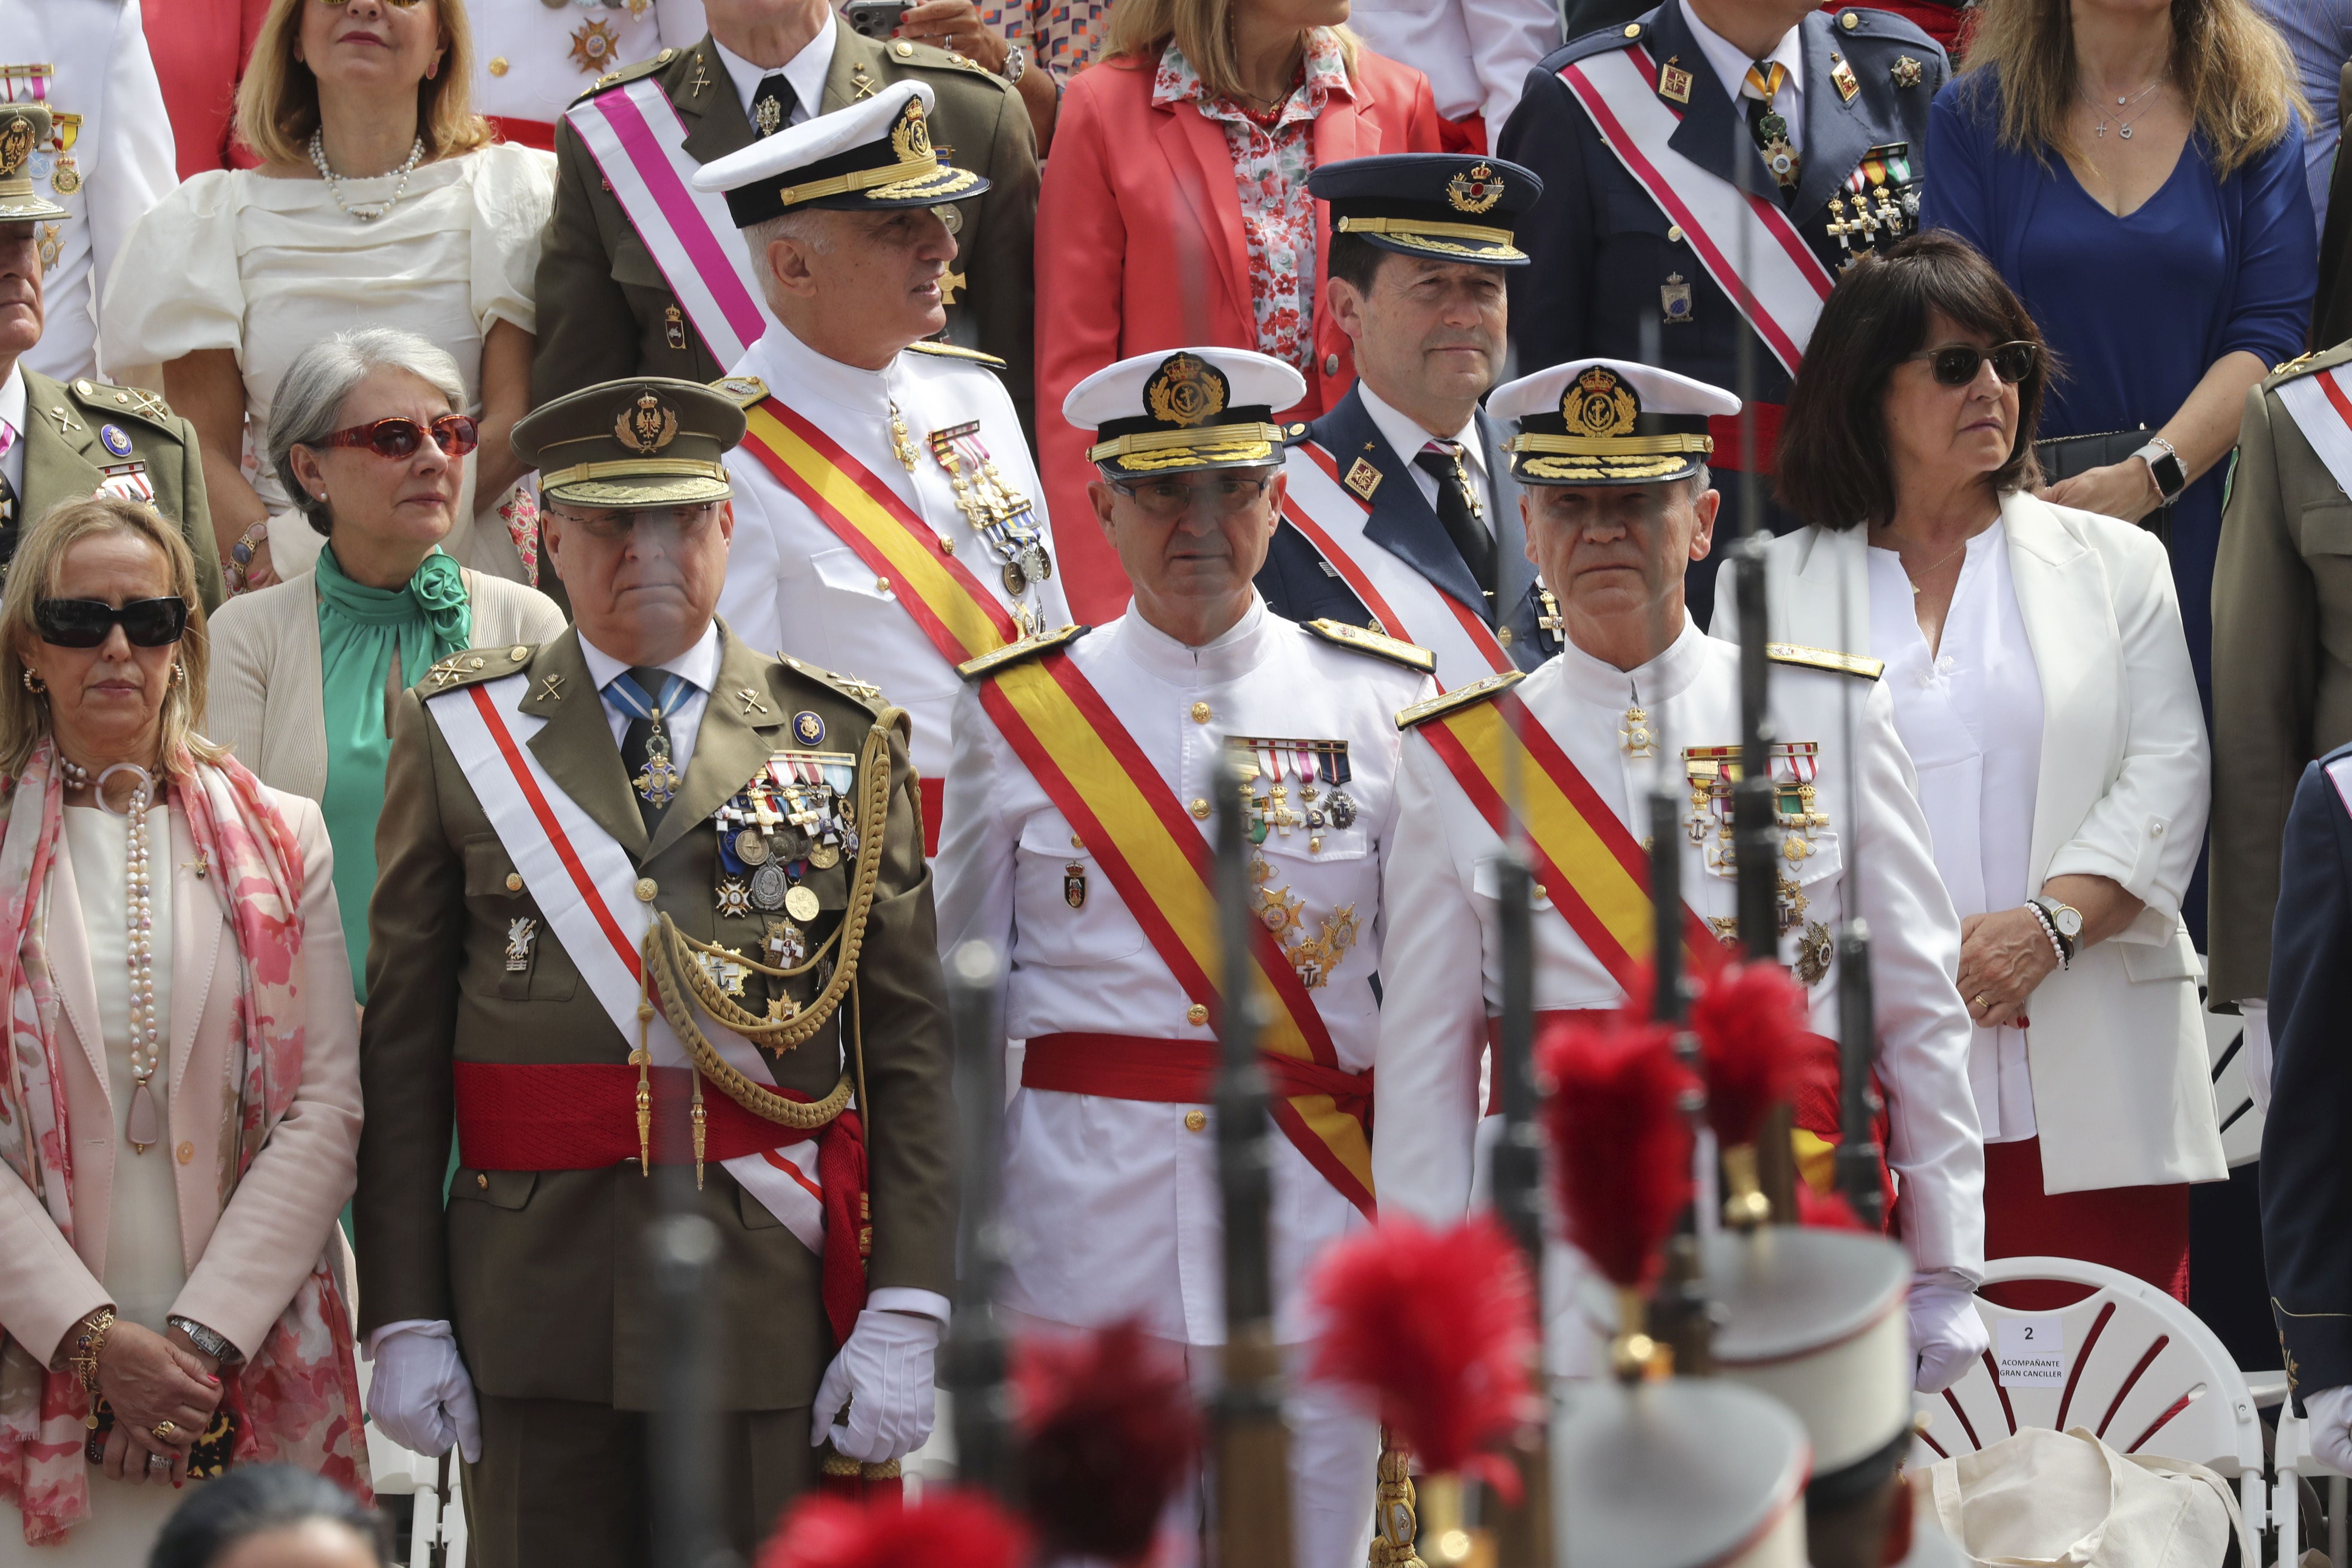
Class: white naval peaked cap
1488,357,1741,486
1488,357,1741,423
690,80,986,224
1066,347,1307,479
1556,1375,1813,1568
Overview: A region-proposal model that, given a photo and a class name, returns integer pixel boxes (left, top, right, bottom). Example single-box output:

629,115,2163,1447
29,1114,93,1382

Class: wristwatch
2133,436,2187,502
1000,43,1026,84
2028,894,2082,965
167,1315,234,1363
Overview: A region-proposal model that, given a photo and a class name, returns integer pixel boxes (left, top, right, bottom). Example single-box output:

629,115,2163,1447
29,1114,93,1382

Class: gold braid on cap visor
1087,422,1286,469
1335,216,1517,247
775,157,980,208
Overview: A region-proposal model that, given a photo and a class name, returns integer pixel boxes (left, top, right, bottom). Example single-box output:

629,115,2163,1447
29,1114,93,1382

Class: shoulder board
879,36,1012,82
420,644,536,697
64,377,180,435
1281,420,1313,446
776,653,890,709
1828,6,1936,43
2266,343,2352,389
710,374,769,410
1397,670,1526,730
1548,18,1653,69
1304,618,1436,674
570,47,678,105
1766,642,1884,680
956,623,1090,679
905,340,1008,369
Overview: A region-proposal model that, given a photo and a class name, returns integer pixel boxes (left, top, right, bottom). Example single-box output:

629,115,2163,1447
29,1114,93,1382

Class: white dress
97,144,556,582
0,807,184,1565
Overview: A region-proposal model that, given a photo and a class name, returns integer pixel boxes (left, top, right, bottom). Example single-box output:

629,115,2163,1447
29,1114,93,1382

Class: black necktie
610,665,689,838
1414,443,1496,603
750,73,798,138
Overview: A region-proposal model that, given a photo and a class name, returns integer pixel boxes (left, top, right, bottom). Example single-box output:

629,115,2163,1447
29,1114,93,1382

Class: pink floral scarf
0,744,368,1544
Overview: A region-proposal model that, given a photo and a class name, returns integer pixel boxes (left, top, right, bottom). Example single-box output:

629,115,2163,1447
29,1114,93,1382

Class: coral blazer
0,792,362,1366
1036,47,1443,622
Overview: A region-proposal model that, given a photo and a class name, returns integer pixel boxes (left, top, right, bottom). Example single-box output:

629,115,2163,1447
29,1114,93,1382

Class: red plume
757,1488,1029,1568
1305,1213,1537,1498
1688,960,1813,1148
1013,1319,1200,1565
1537,1010,1696,1291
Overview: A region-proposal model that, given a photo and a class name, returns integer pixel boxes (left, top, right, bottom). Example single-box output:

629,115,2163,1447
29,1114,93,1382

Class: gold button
1191,702,1211,723
1840,9,1859,24
656,47,675,63
1069,833,1084,849
1623,21,1641,34
1186,1003,1209,1025
477,1173,490,1189
1497,627,1514,646
488,55,509,75
1189,798,1210,819
175,1141,193,1165
1667,224,1684,242
894,39,914,55
115,392,129,404
941,537,956,554
1309,835,1323,854
1183,1109,1208,1132
1323,353,1341,376
1533,883,1548,901
636,877,658,902
875,576,891,593
510,645,530,662
74,379,93,396
469,656,486,669
505,872,524,892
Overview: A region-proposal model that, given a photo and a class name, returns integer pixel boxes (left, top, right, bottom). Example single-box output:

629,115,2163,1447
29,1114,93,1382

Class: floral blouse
977,0,1115,84
1152,31,1353,373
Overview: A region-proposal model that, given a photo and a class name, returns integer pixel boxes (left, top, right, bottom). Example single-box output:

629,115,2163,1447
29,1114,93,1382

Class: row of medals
888,413,1055,630
707,767,859,1022
1238,741,1362,992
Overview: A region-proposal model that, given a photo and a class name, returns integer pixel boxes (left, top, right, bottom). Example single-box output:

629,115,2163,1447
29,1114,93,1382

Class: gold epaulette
956,623,1090,679
65,377,178,434
1766,642,1884,680
710,374,769,410
571,47,677,104
1396,670,1525,730
1304,618,1437,674
906,340,1008,369
776,654,889,708
420,643,539,696
2264,346,2352,389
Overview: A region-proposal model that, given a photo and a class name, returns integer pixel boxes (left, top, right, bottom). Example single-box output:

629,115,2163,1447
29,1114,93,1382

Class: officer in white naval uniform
468,0,707,150
1372,358,1988,1392
1,0,176,386
936,347,1437,1568
693,80,1064,843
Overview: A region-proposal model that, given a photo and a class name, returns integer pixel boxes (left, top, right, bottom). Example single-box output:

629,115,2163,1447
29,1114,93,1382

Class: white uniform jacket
1372,620,1985,1279
935,597,1435,1345
5,0,177,386
717,325,1069,791
1712,493,2223,1194
469,0,709,138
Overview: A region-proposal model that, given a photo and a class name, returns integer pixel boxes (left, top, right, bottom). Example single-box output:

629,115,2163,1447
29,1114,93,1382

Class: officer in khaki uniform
354,378,955,1568
530,16,1040,424
0,103,221,607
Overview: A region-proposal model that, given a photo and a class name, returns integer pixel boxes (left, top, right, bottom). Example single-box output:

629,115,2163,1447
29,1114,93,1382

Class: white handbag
1908,1426,2239,1567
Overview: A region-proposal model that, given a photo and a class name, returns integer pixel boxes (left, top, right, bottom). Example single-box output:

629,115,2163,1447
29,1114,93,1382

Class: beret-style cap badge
615,393,680,455
1448,162,1504,214
1568,367,1641,437
1145,353,1229,428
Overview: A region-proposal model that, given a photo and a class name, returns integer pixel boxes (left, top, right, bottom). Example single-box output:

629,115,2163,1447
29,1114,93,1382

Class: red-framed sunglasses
312,414,480,460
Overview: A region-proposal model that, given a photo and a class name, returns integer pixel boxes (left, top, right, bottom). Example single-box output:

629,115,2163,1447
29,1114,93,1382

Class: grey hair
741,211,839,307
267,328,467,539
1688,464,1712,500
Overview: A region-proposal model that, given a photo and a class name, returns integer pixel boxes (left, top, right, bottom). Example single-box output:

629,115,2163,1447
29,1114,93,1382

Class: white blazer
1713,491,2223,1194
205,566,567,801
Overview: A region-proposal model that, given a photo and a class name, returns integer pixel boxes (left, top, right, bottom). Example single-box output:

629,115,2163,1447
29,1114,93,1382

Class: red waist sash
454,1061,819,1169
1022,1033,1372,1123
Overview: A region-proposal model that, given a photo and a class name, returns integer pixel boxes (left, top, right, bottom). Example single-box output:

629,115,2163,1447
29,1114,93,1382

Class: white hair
741,210,839,309
268,328,467,537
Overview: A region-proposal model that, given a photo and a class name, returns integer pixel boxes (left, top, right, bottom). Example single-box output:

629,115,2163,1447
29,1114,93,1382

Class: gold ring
151,1421,175,1441
1972,993,1991,1010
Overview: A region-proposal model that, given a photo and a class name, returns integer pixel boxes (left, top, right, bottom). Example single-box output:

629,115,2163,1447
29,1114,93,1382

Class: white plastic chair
2272,1403,2347,1568
1905,1256,2266,1565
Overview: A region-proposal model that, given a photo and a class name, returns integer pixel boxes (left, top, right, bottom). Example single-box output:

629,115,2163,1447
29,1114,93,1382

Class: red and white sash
1556,44,1836,375
427,672,827,1253
1281,442,1516,694
2277,365,2352,508
564,78,774,367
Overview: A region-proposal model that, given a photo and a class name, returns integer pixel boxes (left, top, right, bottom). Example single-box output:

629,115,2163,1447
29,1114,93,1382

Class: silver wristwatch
1001,43,1026,84
167,1315,233,1362
2028,894,2082,965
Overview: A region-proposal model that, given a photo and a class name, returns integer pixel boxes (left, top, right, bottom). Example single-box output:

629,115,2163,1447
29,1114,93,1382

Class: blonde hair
1960,0,2309,176
1107,0,1359,102
235,0,494,169
0,497,227,781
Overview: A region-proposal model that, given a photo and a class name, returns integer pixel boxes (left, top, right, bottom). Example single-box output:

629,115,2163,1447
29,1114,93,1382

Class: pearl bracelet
2025,901,2068,971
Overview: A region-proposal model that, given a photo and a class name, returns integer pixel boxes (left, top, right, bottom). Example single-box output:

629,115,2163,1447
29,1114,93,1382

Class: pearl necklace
95,764,163,1153
308,129,425,222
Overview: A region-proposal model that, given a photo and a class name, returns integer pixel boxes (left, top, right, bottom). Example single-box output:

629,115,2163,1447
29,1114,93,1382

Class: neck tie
1744,61,1800,200
1413,441,1497,604
606,666,691,836
750,72,798,138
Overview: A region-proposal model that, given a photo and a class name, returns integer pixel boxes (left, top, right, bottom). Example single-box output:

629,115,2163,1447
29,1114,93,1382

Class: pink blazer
1036,47,1443,622
0,789,362,1366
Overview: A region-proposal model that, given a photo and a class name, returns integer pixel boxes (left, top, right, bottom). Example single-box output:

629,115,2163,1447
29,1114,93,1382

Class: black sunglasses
35,597,190,649
1908,341,2038,388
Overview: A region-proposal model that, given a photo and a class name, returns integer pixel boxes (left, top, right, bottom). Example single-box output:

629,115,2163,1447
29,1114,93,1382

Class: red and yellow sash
975,647,1377,1215
1417,690,1723,991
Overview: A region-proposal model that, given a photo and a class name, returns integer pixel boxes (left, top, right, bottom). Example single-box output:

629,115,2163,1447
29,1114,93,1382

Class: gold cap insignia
0,115,31,179
1447,162,1504,214
1567,367,1640,438
615,393,680,454
891,100,935,165
1145,352,1229,429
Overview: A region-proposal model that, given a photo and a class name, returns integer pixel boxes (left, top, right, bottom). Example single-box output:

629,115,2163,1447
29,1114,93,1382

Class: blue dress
1921,70,2316,716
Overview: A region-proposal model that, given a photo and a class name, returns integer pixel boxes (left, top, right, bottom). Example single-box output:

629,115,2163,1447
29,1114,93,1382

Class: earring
168,664,185,689
20,668,43,694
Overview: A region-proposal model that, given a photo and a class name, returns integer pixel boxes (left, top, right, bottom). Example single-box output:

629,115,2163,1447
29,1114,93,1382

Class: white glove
366,1320,483,1463
2308,1384,2352,1475
1908,1272,1989,1394
810,1308,940,1464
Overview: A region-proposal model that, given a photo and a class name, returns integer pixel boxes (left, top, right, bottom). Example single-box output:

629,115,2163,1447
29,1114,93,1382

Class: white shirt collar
1111,593,1275,687
1550,612,1712,710
747,322,896,417
1356,380,1487,484
579,620,723,698
710,23,837,130
1679,0,1803,117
